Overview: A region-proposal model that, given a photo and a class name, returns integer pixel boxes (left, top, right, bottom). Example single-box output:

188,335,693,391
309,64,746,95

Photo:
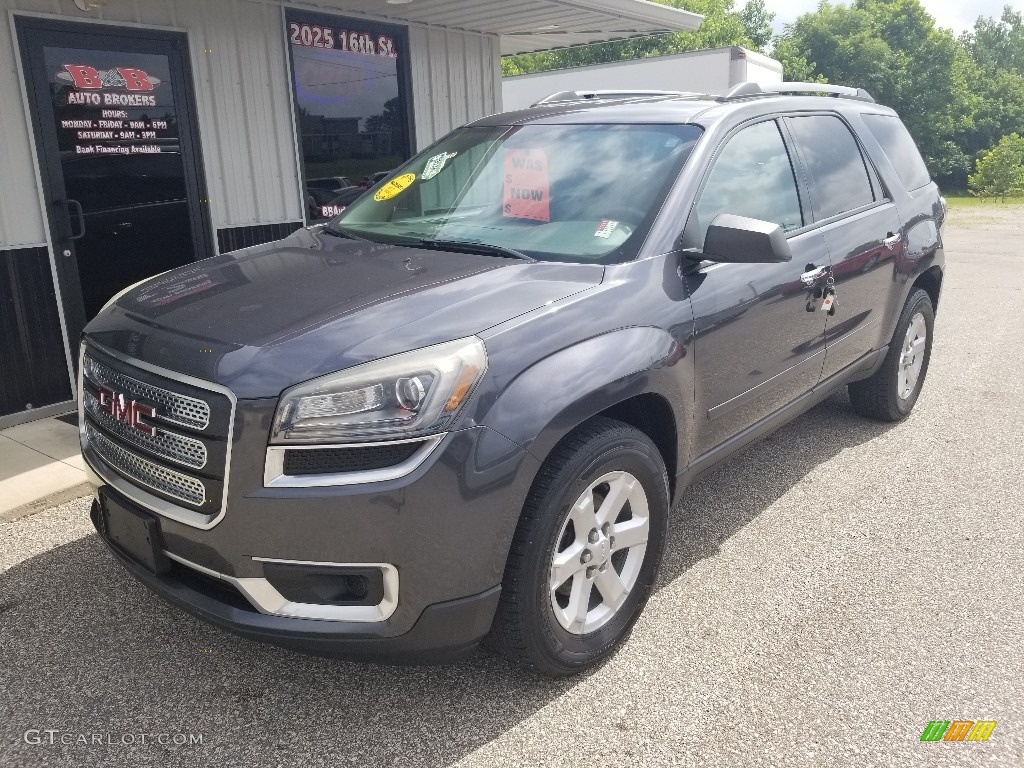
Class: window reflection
694,120,804,242
788,115,875,220
287,12,410,222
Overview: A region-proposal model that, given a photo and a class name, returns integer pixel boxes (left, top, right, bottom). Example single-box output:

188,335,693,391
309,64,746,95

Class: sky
761,0,1024,35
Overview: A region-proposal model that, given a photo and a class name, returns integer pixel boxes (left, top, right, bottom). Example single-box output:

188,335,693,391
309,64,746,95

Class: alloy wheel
548,470,650,635
898,311,927,399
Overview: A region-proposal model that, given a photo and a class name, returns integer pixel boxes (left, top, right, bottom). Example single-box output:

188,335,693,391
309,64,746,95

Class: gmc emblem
97,387,157,436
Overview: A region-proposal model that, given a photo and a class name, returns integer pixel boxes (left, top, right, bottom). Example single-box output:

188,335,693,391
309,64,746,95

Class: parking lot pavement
2,206,1022,768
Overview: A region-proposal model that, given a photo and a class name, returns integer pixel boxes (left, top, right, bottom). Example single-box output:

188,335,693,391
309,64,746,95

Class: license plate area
99,490,171,575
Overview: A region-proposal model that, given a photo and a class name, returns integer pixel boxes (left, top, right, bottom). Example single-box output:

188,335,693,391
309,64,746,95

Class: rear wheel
849,288,934,421
490,417,669,677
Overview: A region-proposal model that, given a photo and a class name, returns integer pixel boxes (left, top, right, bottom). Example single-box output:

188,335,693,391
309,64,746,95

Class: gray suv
81,82,945,676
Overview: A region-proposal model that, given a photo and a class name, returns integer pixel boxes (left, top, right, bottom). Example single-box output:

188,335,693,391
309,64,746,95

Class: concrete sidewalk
0,415,91,521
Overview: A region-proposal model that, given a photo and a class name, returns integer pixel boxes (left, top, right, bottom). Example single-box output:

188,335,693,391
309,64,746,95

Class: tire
489,416,669,677
849,288,934,421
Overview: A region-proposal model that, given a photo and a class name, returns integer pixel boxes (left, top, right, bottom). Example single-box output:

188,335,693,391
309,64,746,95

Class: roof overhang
290,0,703,55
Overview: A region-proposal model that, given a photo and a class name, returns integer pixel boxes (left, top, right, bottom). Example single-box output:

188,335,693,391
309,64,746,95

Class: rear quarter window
862,114,931,191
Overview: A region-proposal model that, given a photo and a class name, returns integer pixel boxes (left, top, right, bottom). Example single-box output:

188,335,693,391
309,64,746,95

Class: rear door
784,113,904,379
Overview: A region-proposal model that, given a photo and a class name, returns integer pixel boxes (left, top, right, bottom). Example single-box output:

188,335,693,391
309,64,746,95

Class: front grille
282,442,422,476
81,346,233,522
84,395,207,469
87,424,207,507
83,355,210,431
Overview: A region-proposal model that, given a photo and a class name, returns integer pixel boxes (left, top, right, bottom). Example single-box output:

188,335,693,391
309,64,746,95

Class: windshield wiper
417,238,534,261
323,226,368,241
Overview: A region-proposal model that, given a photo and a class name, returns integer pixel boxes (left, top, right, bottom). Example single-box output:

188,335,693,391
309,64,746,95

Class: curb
0,483,93,523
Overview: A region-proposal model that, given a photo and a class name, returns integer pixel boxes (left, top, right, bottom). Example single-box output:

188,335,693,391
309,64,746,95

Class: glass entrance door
16,18,211,351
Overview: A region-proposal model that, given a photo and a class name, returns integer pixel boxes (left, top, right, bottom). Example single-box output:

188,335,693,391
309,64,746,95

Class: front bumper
84,402,541,661
90,498,501,662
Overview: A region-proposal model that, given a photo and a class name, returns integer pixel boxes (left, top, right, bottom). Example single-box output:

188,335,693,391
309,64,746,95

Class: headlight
270,337,487,444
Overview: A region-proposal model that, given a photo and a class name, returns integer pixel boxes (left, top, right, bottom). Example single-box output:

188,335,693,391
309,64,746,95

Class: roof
309,0,703,55
470,90,897,128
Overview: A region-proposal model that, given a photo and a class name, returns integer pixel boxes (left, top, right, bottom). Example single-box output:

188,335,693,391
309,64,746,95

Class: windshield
330,123,703,263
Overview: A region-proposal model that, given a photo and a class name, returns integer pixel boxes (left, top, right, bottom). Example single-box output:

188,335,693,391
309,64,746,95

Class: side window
787,115,875,220
861,114,931,191
694,120,803,244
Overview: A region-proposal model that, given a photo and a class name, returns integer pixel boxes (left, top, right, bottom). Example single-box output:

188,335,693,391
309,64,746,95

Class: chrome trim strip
263,434,446,488
82,354,211,431
84,444,222,528
86,424,207,506
84,393,208,470
164,552,399,622
84,444,221,528
80,340,237,530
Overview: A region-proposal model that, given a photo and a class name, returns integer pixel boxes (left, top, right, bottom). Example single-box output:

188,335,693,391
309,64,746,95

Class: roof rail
718,82,875,103
531,89,697,107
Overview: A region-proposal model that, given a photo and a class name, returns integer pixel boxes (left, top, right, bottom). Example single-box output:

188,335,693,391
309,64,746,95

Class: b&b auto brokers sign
55,64,173,156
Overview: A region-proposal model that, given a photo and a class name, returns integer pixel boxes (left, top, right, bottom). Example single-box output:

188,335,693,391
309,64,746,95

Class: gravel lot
2,205,1022,768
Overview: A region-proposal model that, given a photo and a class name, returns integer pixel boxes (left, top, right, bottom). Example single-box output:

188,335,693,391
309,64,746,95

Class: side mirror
702,214,792,264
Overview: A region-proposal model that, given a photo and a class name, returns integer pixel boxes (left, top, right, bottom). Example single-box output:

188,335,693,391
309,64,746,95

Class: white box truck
502,46,783,111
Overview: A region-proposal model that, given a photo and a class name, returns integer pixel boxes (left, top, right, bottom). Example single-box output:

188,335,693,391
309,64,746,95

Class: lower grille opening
172,564,258,613
262,562,385,607
282,442,421,476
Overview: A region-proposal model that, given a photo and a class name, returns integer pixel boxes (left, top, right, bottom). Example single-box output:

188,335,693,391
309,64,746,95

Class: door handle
883,232,902,250
56,199,86,241
800,265,828,286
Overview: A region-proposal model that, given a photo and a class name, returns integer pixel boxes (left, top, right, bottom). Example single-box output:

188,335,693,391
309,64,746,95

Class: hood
84,226,603,398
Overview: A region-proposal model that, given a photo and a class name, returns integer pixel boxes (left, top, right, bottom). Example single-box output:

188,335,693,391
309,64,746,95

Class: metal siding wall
0,0,48,248
0,0,499,249
2,0,303,243
172,0,303,230
408,25,500,150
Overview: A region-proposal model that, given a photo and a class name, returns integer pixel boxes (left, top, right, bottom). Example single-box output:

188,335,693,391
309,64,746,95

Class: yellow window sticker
373,173,416,201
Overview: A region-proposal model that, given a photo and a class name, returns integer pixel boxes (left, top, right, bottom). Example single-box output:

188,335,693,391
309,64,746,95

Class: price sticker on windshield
502,149,550,222
374,173,416,201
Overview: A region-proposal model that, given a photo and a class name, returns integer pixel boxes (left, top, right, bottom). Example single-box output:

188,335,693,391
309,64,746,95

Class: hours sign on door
54,62,175,155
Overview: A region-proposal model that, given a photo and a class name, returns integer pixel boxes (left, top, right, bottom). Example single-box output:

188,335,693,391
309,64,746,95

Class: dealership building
0,0,702,427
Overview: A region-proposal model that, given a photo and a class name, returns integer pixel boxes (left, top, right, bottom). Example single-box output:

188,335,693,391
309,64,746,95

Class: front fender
478,326,691,469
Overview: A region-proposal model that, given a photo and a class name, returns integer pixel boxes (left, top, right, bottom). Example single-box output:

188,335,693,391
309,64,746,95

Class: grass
944,193,1024,209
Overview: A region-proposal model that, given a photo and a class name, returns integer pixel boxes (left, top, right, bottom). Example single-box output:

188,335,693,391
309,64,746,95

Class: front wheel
489,417,669,677
849,288,934,421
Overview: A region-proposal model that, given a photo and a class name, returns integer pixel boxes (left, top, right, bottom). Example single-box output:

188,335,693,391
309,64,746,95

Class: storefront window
286,11,411,222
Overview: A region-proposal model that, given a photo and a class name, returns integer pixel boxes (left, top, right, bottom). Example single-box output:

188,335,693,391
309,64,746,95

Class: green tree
739,0,775,50
964,69,1024,156
962,6,1024,74
960,8,1024,167
773,0,977,183
968,132,1024,200
501,0,772,76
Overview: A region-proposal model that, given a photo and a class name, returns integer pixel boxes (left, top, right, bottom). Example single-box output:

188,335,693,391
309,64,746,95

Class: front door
685,118,829,456
16,18,211,356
